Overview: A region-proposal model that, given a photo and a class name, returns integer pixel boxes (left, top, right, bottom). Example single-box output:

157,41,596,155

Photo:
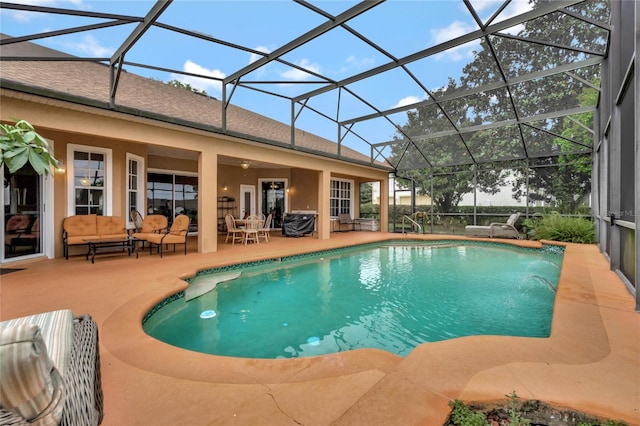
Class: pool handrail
402,215,422,235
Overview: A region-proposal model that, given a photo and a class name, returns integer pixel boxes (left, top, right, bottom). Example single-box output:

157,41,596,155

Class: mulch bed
445,399,626,426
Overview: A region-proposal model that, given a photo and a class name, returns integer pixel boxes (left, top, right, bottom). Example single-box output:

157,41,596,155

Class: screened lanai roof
0,0,611,172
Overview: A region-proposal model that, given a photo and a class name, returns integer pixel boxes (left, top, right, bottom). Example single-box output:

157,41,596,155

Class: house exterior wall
1,90,389,259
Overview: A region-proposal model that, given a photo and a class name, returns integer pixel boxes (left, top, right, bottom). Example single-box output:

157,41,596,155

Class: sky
0,0,534,157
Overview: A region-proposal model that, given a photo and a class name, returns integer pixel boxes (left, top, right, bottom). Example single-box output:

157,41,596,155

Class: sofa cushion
0,324,65,426
63,215,97,237
66,235,101,246
0,310,74,381
139,215,168,233
96,216,125,236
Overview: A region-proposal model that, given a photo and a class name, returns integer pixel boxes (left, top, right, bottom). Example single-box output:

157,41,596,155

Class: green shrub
446,400,490,426
527,212,595,243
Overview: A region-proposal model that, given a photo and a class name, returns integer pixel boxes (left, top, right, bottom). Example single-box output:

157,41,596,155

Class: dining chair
224,214,244,244
242,216,260,245
257,213,272,243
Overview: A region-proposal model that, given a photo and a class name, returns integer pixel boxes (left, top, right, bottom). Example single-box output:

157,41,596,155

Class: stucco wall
1,92,390,258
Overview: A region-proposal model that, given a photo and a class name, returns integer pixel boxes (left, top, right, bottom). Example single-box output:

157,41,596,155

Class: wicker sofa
62,215,128,259
0,310,103,425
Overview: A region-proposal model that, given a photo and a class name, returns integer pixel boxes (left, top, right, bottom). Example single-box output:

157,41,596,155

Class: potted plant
1,119,59,175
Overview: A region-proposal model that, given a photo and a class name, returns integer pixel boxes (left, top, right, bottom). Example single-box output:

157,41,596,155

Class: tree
1,119,59,175
166,79,208,95
390,0,608,214
461,1,608,213
359,182,373,205
392,80,507,212
512,87,597,213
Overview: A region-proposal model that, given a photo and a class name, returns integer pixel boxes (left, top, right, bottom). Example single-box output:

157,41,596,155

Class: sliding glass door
147,171,198,231
2,163,43,261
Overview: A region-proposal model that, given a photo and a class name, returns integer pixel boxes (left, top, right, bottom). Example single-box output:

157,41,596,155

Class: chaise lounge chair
464,212,522,239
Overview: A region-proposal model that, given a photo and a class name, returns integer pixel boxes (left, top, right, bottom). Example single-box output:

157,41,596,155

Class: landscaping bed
445,394,627,426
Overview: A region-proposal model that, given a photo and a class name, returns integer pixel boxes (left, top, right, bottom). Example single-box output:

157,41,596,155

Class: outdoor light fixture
54,160,66,174
222,184,228,191
240,161,250,170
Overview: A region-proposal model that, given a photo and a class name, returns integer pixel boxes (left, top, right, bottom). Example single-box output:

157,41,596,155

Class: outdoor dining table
233,219,264,228
233,219,264,244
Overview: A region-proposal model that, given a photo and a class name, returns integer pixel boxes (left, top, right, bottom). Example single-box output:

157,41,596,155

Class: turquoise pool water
143,241,563,358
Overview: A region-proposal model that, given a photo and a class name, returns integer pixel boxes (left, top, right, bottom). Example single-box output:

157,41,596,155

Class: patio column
317,169,331,240
198,151,217,253
379,176,389,233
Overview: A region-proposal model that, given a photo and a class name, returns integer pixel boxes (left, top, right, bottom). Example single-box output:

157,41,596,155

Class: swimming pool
143,241,563,358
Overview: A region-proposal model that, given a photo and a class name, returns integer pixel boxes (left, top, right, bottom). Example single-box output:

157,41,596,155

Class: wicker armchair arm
0,315,103,426
0,408,28,425
60,315,104,426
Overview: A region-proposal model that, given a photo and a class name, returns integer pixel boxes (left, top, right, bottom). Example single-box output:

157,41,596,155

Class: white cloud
62,34,113,57
431,20,476,45
280,58,320,81
2,0,84,22
467,0,504,13
249,46,270,65
334,55,375,76
490,0,532,35
430,21,480,62
393,95,426,109
346,55,375,69
170,60,225,94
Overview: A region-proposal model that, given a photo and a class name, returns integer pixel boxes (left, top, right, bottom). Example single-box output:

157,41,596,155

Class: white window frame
126,153,145,228
66,144,113,216
330,178,354,217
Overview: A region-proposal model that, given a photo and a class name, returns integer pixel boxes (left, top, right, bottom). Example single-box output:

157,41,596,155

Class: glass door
3,163,43,261
147,171,198,232
259,179,287,229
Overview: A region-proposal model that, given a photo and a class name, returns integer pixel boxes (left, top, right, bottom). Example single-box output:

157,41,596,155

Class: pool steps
185,271,242,301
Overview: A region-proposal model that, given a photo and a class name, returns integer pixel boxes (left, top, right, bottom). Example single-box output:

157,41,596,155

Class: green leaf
28,148,49,175
8,149,29,173
0,118,58,175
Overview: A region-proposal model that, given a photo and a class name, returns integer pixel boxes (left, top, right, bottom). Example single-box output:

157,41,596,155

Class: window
330,178,354,217
147,171,198,230
66,145,112,216
126,153,145,227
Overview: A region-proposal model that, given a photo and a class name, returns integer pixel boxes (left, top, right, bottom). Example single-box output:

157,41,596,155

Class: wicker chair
0,313,104,426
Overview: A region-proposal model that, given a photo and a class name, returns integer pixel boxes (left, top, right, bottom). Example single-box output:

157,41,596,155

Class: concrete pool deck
1,232,638,425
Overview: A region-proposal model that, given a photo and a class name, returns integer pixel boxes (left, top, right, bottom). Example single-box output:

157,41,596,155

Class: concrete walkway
1,233,638,425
